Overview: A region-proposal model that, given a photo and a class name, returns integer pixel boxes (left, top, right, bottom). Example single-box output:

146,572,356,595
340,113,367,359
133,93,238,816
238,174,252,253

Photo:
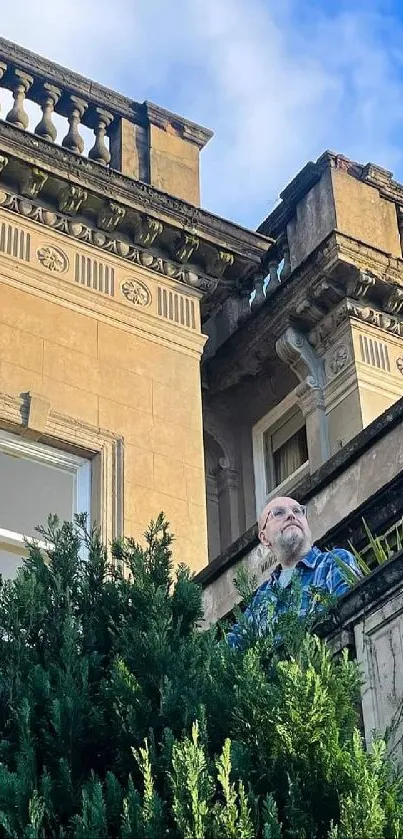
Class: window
264,414,308,489
253,389,309,517
0,430,91,579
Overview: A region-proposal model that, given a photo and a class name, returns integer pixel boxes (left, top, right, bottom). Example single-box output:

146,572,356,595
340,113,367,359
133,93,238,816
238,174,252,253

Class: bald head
258,496,312,568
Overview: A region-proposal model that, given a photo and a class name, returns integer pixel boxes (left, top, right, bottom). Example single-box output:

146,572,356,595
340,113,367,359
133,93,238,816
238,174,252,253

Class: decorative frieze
309,298,403,347
157,286,197,330
74,253,115,296
0,190,218,294
0,219,30,261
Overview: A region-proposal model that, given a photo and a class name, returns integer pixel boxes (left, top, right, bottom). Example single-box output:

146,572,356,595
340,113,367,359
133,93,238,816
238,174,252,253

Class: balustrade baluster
35,83,61,142
62,96,87,154
0,63,7,112
266,258,280,294
251,273,266,310
6,70,33,130
88,107,113,166
279,236,291,281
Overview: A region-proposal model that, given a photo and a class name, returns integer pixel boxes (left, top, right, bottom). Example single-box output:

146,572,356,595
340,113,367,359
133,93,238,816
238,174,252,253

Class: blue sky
2,0,403,229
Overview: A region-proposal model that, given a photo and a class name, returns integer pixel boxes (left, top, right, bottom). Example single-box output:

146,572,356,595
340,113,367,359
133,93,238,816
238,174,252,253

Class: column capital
296,381,326,416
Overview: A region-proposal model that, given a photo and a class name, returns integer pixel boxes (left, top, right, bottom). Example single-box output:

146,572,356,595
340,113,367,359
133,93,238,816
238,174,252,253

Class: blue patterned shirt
227,546,361,650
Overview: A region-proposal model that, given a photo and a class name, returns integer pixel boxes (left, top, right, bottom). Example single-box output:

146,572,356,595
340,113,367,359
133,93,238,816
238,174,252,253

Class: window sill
266,460,310,503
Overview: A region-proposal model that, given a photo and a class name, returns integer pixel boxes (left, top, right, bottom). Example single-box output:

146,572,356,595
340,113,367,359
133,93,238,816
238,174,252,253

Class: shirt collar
270,546,321,580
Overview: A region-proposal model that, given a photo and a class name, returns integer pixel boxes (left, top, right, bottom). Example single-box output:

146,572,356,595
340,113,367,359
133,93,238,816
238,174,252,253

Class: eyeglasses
261,504,307,532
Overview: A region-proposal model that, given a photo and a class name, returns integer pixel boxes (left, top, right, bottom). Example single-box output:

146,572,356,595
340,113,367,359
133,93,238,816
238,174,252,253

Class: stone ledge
316,549,403,640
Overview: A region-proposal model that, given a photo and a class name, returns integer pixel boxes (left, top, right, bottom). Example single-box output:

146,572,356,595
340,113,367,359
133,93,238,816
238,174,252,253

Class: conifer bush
0,512,401,837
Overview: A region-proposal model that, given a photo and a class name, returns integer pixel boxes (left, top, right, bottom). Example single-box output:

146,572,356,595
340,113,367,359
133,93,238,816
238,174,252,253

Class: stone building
1,37,403,758
0,36,269,576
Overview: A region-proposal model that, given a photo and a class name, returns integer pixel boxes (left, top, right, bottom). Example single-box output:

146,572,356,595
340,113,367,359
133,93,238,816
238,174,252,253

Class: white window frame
0,429,91,561
252,388,309,518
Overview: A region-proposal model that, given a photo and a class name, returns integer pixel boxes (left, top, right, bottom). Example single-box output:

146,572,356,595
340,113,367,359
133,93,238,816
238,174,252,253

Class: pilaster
276,326,330,471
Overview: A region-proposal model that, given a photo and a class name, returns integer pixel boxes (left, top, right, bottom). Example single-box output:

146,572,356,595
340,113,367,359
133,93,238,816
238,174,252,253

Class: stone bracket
276,325,326,389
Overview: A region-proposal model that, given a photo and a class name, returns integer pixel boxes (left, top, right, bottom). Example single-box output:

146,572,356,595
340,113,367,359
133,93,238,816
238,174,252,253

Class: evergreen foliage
0,512,401,837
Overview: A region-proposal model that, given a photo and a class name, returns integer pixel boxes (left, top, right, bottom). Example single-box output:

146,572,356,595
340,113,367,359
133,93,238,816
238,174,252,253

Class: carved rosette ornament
37,245,68,273
328,343,350,377
121,279,151,306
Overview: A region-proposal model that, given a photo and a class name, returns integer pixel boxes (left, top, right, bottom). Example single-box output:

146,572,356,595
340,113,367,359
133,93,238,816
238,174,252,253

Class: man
227,496,361,649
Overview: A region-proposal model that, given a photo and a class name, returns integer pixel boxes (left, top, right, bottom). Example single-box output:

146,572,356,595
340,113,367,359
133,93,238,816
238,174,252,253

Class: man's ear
259,530,271,548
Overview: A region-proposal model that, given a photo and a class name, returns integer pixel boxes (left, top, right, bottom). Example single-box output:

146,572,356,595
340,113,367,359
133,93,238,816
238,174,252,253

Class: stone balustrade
0,56,115,167
0,37,213,189
250,232,291,312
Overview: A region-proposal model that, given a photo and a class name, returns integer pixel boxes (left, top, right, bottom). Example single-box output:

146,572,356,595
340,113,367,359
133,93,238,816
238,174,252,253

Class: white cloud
1,0,403,228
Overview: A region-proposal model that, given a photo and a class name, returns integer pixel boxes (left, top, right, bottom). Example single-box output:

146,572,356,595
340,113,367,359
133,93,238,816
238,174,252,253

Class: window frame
0,428,91,566
252,388,309,517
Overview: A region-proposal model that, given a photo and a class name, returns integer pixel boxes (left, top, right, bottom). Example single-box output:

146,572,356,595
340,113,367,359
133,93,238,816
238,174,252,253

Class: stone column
216,460,240,551
276,326,330,472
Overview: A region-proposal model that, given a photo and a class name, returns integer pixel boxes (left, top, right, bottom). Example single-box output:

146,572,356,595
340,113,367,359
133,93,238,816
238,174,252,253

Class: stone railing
249,232,291,312
0,37,212,174
318,551,403,763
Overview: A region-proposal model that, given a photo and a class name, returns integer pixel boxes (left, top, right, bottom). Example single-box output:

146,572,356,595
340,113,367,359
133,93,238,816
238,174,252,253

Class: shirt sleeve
226,583,271,649
325,548,362,597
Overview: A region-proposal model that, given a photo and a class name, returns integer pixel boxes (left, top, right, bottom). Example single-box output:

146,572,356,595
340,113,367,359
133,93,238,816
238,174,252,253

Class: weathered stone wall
320,552,403,763
0,207,208,571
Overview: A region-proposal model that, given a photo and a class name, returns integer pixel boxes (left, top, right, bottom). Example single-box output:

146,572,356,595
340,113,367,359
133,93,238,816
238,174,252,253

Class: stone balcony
198,396,403,623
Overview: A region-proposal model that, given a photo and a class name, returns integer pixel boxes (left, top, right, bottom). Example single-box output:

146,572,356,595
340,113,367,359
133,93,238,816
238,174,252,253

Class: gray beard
274,525,304,562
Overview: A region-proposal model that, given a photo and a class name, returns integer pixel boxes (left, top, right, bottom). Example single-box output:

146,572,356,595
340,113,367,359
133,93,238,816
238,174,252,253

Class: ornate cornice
0,188,219,294
0,121,273,292
204,230,403,393
309,298,403,347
